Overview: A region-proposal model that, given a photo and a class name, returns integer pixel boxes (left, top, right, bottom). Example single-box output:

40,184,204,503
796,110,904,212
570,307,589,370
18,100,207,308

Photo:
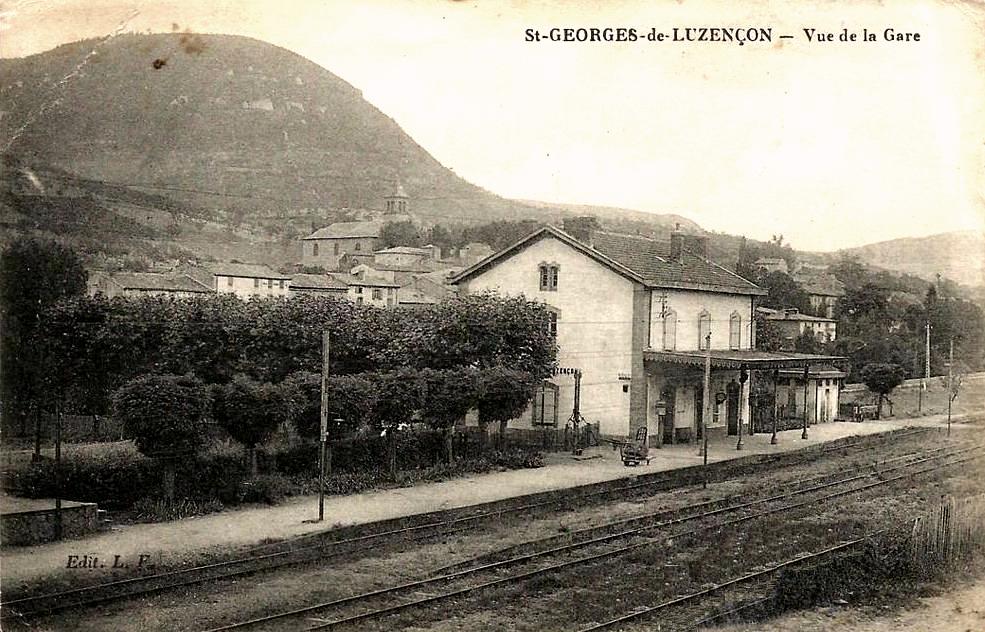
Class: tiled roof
452,226,764,295
590,232,764,294
644,349,846,369
303,221,383,240
327,273,400,288
793,272,846,297
398,287,439,305
212,263,289,280
109,273,211,293
766,310,835,323
374,246,429,255
289,274,349,291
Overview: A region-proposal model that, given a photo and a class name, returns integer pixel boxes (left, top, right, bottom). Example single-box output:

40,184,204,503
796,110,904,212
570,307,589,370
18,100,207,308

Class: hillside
839,231,984,288
0,34,693,231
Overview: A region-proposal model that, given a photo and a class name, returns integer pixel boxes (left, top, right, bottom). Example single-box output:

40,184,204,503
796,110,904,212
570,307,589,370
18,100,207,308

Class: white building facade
453,226,844,445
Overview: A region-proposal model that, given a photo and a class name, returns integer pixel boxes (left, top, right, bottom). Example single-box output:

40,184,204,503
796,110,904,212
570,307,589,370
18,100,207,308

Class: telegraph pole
54,401,63,541
919,321,930,413
947,338,953,437
318,330,330,522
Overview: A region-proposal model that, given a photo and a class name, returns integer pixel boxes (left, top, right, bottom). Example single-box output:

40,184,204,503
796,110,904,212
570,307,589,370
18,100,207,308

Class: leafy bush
486,448,544,469
282,371,376,440
112,374,210,458
132,498,224,523
213,375,289,473
8,442,156,507
235,474,292,505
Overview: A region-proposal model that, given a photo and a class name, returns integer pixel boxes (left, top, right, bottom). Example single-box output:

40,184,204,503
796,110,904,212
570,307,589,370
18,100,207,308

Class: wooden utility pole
947,338,953,437
919,321,930,413
318,331,330,522
54,402,63,541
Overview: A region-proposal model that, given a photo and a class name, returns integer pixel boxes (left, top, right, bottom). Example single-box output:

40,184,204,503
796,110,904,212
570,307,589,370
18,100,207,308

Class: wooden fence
909,495,985,574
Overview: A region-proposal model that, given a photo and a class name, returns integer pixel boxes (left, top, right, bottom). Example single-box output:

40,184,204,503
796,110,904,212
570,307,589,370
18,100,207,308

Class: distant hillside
839,231,984,288
0,32,705,266
0,33,504,220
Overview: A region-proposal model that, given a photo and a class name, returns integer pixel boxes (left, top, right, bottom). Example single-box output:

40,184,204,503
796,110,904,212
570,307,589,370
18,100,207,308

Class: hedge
7,431,540,512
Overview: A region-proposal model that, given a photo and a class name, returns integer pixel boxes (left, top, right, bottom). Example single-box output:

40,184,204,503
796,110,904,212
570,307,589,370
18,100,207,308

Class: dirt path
707,576,985,632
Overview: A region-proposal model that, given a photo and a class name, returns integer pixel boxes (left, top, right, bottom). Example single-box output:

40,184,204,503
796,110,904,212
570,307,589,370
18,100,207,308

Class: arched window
729,311,742,349
698,310,712,350
355,242,361,252
662,309,677,351
312,243,319,257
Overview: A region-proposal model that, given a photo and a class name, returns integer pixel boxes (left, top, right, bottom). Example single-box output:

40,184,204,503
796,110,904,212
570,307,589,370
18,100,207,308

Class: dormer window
539,263,559,291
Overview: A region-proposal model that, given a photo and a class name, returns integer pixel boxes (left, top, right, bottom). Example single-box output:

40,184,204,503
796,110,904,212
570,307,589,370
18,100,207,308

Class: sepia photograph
1,1,984,630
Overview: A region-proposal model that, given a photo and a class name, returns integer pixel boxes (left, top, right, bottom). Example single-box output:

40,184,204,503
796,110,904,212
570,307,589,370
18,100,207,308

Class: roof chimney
670,223,685,263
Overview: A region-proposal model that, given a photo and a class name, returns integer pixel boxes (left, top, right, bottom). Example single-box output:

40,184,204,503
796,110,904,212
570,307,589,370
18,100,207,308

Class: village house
88,272,212,299
452,226,844,445
754,257,789,275
213,263,290,298
793,271,846,318
327,273,400,308
300,220,384,271
762,307,838,344
288,273,349,297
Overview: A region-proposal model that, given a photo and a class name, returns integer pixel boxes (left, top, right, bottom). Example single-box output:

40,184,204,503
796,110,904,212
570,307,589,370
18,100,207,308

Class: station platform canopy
643,349,847,370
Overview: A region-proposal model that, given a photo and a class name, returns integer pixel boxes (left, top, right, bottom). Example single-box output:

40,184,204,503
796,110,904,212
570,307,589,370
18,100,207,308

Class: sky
2,0,984,251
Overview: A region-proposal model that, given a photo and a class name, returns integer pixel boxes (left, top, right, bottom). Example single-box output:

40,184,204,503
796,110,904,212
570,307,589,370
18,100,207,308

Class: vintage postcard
1,1,983,630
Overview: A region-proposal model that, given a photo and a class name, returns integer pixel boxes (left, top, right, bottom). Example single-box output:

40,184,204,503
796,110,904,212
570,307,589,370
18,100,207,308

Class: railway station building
451,225,846,445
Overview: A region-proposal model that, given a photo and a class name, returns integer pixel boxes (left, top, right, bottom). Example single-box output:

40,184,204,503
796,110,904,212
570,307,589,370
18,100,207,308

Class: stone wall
2,503,99,546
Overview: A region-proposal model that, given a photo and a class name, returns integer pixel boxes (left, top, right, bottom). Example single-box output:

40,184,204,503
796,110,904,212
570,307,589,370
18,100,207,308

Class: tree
379,220,421,248
382,292,557,378
758,272,811,314
371,369,424,477
0,238,87,439
754,313,784,352
793,331,822,354
420,368,479,463
282,371,376,440
476,367,539,446
860,363,906,419
425,224,458,254
111,374,210,499
214,375,288,475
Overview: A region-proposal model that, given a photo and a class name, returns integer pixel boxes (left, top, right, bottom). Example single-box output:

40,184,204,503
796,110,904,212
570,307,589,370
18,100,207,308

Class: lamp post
736,366,748,450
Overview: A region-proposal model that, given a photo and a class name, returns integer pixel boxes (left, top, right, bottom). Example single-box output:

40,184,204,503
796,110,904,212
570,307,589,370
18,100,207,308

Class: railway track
580,536,878,631
197,442,981,632
1,425,942,621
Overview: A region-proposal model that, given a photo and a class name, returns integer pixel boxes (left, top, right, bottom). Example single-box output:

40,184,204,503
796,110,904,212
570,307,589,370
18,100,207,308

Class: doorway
726,380,740,435
661,386,676,444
